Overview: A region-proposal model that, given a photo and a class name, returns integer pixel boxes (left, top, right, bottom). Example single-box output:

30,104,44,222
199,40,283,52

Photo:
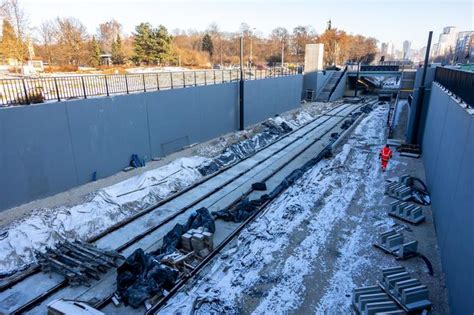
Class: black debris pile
406,176,431,205
153,207,215,256
116,249,178,308
396,144,422,155
251,182,267,191
214,147,332,223
130,154,145,168
116,208,216,307
213,196,269,223
341,118,355,130
198,120,293,176
359,104,374,114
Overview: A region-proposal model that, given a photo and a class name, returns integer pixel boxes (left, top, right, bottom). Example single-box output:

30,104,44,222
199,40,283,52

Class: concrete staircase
316,70,345,102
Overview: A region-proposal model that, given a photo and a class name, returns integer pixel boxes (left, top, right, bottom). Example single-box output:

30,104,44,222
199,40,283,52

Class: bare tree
54,17,89,66
270,27,289,65
1,0,29,63
206,22,223,65
37,20,55,65
97,19,121,53
291,25,316,62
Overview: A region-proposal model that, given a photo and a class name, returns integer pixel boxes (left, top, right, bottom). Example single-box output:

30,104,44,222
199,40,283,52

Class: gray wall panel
0,76,302,211
66,95,150,183
244,75,303,126
302,71,334,99
146,83,238,158
422,83,474,315
0,103,78,210
329,72,348,101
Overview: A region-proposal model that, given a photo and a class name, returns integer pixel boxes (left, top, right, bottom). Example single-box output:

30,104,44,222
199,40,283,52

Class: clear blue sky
23,0,473,50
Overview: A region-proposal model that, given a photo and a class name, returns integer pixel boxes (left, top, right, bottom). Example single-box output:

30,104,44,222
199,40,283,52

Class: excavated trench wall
0,75,303,211
421,82,474,315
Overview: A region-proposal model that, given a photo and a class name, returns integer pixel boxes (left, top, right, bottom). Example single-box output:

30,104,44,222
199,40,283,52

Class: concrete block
365,301,399,315
358,293,390,309
191,234,206,251
384,272,411,290
386,234,404,250
198,248,210,258
381,266,406,280
398,241,418,259
380,230,397,244
352,286,381,305
394,279,421,295
202,231,214,250
401,285,429,305
181,233,192,251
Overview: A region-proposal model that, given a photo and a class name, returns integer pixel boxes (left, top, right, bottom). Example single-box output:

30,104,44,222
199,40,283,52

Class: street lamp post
239,36,244,130
354,61,361,97
249,27,256,68
281,40,285,67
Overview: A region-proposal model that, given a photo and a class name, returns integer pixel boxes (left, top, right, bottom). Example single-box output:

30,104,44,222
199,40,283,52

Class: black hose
418,253,434,276
409,176,429,194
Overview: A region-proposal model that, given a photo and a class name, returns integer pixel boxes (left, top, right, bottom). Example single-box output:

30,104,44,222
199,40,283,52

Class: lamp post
354,60,361,97
249,27,256,68
239,36,244,130
281,40,285,67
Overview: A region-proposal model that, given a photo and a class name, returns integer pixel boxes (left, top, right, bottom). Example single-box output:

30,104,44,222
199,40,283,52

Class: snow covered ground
160,103,449,314
0,101,331,276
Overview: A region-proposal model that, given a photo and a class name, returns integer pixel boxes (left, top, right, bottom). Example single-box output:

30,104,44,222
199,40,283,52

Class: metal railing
434,67,473,108
0,68,299,107
359,65,400,72
328,66,348,100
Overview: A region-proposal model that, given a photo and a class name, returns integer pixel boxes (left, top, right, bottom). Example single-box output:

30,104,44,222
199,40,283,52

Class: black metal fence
434,67,474,108
0,68,299,107
360,65,400,72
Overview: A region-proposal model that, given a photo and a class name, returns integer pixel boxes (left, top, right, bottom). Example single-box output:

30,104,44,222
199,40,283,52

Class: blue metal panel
0,103,78,210
422,83,474,315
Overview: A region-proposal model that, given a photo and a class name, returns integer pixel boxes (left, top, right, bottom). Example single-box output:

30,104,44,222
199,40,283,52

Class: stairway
316,70,345,102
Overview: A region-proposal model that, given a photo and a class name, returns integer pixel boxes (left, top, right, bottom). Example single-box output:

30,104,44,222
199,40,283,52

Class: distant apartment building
454,31,473,63
435,26,458,57
381,42,395,59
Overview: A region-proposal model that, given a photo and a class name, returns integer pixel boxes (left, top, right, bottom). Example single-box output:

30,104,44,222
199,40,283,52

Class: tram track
0,98,375,314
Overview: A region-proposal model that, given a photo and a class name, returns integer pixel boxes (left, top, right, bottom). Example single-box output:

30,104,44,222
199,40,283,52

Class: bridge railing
328,66,348,100
360,65,400,72
435,67,474,108
0,67,298,107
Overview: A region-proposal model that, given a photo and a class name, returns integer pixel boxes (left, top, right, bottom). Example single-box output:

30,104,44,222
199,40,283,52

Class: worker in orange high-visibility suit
379,144,393,171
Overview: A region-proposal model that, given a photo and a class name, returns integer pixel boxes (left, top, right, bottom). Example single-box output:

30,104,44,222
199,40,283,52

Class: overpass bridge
347,65,404,76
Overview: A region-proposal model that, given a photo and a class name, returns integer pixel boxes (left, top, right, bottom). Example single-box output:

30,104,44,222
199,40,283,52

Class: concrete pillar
304,43,324,73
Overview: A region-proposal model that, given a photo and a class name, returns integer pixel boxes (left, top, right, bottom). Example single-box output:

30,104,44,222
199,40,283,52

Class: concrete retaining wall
329,71,348,102
302,71,334,100
421,82,474,315
0,76,302,211
406,67,436,143
244,75,303,126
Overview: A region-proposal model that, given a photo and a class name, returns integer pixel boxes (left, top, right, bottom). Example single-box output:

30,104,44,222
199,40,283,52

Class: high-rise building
434,26,458,57
402,40,411,59
454,31,473,63
381,42,395,59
